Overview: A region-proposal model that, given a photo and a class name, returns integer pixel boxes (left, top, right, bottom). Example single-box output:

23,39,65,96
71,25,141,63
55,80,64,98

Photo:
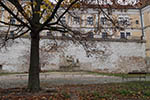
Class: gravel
0,72,149,89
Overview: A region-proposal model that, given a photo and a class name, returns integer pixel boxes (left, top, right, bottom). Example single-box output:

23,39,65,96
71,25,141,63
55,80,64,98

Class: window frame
60,16,66,24
10,17,16,24
118,16,130,26
102,32,108,39
120,31,131,39
73,17,80,25
100,17,107,25
87,16,94,25
120,32,126,39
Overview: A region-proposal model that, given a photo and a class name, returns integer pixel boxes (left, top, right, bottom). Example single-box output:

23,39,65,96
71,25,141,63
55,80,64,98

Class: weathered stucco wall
0,38,146,73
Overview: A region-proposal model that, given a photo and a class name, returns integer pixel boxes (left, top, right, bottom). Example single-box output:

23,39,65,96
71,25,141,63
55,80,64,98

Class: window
10,31,14,37
118,16,130,26
1,8,4,21
126,32,131,37
87,16,93,25
62,33,66,37
102,32,107,38
1,7,4,12
120,32,125,39
87,32,94,38
10,17,16,24
124,17,130,25
136,20,139,24
120,32,131,39
60,16,66,24
73,17,80,24
118,17,124,24
47,31,51,36
100,17,107,25
0,64,2,70
108,9,112,15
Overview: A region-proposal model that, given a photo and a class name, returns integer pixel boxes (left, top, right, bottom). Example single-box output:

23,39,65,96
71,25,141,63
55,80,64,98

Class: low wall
0,38,146,73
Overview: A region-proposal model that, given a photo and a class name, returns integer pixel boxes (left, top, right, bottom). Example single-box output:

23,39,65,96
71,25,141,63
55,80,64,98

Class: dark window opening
47,31,51,36
10,31,14,37
120,32,125,39
108,9,112,15
102,32,107,38
73,17,80,24
118,16,130,25
101,17,107,25
60,16,66,24
0,65,2,70
136,20,139,24
62,33,66,37
126,32,131,37
87,17,93,25
88,32,94,38
120,32,131,39
10,17,16,24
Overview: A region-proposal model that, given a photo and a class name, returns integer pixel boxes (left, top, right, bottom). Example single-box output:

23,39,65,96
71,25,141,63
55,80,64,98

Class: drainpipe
140,7,150,72
140,8,144,40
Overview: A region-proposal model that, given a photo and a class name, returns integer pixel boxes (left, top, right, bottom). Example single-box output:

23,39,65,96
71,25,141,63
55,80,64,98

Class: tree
0,0,141,92
0,0,80,92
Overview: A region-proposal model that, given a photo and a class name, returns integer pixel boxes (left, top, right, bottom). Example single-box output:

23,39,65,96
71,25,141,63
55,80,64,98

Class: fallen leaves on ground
0,81,150,100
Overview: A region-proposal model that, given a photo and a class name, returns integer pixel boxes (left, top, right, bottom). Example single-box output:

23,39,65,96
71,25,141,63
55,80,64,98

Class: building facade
0,1,150,72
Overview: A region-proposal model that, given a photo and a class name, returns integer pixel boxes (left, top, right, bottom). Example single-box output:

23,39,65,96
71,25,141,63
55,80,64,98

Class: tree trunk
28,32,40,92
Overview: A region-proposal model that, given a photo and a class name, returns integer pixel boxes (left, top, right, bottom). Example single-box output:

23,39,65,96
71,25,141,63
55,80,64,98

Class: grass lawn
1,70,149,77
0,72,24,76
0,81,150,100
87,71,150,77
87,71,126,77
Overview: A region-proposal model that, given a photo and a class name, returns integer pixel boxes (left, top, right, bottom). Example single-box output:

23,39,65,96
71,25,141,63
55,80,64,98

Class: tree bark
28,32,40,92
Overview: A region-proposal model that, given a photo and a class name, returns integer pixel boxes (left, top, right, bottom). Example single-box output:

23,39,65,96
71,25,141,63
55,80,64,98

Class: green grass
117,89,134,96
0,70,150,78
87,71,126,77
78,81,150,99
61,91,71,99
143,90,150,96
0,70,61,76
80,91,109,100
0,72,24,76
1,81,150,100
87,71,150,77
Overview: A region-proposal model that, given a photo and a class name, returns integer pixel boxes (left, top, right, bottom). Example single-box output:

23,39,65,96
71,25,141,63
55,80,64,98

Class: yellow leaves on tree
43,0,54,9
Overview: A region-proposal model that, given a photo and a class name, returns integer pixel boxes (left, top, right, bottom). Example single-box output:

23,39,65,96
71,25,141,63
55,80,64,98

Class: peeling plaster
0,38,146,73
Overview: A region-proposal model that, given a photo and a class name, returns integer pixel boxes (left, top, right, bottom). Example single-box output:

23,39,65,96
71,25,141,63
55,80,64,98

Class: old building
0,0,150,73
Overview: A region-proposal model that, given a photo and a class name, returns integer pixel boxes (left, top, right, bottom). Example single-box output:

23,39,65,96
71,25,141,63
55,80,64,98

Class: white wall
0,38,146,73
